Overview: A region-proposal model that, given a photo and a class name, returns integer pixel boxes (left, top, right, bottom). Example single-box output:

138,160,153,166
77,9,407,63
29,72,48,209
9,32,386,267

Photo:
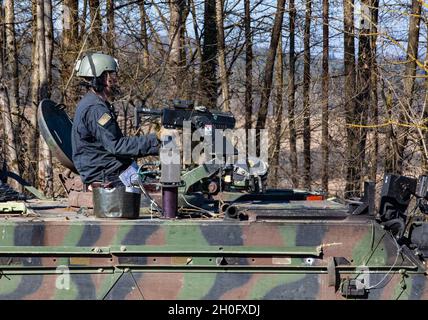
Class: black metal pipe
162,186,178,219
225,205,238,219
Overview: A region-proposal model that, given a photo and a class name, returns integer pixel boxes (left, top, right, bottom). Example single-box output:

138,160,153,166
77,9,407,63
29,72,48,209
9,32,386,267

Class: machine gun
133,100,239,218
134,99,236,130
132,100,274,219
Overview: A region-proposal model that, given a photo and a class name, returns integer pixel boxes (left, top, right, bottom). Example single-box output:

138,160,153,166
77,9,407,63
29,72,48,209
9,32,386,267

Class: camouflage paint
0,216,427,300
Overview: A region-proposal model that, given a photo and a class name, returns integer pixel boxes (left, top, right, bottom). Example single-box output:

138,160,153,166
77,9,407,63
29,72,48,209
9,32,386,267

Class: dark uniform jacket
71,92,159,184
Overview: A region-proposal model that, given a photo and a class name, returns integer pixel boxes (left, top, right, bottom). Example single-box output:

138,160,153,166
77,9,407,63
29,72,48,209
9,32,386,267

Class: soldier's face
105,72,118,89
104,72,121,97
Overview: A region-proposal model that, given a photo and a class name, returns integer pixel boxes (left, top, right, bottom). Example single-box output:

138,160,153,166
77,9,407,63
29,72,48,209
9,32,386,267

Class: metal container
93,186,141,218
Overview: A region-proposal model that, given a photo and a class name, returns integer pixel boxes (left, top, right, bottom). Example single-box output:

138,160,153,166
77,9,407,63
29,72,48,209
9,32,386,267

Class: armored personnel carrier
0,99,426,300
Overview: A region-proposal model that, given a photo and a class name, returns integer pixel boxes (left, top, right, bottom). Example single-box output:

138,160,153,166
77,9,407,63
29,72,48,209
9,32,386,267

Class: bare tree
244,0,253,130
321,0,329,193
383,83,395,174
80,0,88,41
44,0,53,93
344,0,357,197
369,0,379,181
88,0,102,50
168,0,187,98
288,0,298,187
355,0,373,188
61,0,79,107
4,0,19,130
139,1,150,69
2,0,20,190
0,86,20,190
421,16,428,171
215,0,230,112
198,0,217,108
106,0,115,54
189,0,201,65
302,0,312,190
29,0,39,186
269,36,284,187
395,0,422,174
37,0,53,196
255,0,286,150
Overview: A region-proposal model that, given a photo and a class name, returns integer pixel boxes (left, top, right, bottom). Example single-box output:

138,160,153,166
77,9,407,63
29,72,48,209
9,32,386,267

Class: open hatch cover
38,99,77,173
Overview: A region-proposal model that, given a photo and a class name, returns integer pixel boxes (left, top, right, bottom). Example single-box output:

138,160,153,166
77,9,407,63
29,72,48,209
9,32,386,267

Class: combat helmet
74,52,119,92
74,52,119,78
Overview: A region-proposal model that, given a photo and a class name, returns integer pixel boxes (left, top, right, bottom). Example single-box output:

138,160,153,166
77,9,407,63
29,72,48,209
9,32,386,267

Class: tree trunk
321,0,329,193
244,0,253,130
421,20,428,172
37,0,53,196
0,86,20,191
80,0,88,41
420,19,428,172
88,0,102,50
180,5,189,98
269,36,284,187
29,0,39,187
139,1,150,69
395,0,422,174
63,0,79,48
168,0,187,99
0,1,3,77
215,0,230,112
44,0,53,93
344,0,357,198
0,0,4,148
302,0,312,190
61,0,79,108
3,0,21,191
4,0,19,129
0,3,20,191
383,85,396,173
189,0,201,64
106,0,115,55
369,0,379,181
255,0,286,150
198,0,217,108
189,0,202,101
355,0,372,189
288,0,298,188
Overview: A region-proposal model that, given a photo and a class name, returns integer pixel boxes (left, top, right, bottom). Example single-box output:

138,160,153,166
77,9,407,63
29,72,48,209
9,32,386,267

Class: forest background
0,0,427,200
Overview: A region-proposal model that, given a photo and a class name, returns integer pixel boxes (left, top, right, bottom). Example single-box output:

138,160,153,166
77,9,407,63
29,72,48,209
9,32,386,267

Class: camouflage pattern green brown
0,200,427,300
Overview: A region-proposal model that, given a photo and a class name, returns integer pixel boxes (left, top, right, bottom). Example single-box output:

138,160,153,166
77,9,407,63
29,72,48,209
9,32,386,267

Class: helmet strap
91,76,105,92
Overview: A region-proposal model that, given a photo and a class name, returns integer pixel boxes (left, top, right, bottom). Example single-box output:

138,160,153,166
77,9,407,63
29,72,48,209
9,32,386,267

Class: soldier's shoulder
77,93,108,116
78,92,107,107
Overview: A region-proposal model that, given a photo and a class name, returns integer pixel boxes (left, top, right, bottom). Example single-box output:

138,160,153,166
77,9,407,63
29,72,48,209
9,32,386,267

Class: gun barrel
135,105,236,130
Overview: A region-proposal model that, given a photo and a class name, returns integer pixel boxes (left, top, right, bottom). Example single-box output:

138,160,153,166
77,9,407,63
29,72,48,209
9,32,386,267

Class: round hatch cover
38,99,77,173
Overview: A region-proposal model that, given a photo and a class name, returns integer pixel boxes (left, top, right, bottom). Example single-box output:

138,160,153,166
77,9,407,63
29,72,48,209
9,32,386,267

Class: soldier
71,52,160,189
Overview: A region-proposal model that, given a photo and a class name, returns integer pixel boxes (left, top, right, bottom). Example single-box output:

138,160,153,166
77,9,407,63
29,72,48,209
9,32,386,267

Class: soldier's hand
156,127,181,150
156,126,175,141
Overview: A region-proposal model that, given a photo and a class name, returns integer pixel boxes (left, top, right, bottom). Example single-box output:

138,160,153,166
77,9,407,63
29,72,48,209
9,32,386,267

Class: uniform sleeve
85,104,160,157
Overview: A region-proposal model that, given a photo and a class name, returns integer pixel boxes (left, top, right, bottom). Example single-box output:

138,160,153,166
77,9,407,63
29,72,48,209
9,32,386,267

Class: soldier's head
75,52,120,98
